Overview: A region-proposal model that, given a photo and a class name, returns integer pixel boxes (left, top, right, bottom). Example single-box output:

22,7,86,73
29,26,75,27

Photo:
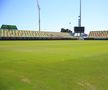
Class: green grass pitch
0,40,108,90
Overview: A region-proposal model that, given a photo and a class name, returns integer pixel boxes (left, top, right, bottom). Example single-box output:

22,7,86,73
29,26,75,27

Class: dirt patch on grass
77,80,96,90
19,75,31,84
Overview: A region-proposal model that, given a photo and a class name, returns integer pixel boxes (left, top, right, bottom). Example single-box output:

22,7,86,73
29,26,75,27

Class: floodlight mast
78,0,81,27
36,0,40,32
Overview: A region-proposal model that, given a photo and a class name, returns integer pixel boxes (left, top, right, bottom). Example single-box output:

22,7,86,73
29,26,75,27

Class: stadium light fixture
36,0,41,32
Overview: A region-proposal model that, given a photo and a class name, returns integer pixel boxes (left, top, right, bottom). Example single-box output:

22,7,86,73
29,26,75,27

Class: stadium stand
86,31,108,40
0,29,77,40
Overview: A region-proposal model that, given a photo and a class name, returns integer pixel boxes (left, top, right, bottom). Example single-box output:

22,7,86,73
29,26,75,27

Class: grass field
0,40,108,90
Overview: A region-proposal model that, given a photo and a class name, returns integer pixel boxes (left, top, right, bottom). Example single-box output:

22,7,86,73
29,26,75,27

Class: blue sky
0,0,108,33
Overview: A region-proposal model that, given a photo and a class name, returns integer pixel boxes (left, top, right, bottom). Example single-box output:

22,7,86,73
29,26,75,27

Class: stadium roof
1,25,18,30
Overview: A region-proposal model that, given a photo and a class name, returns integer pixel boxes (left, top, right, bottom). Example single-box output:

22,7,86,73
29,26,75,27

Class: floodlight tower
36,0,41,32
74,0,85,37
78,0,81,27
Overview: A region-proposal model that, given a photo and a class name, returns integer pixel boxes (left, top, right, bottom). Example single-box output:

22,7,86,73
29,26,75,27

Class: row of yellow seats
0,30,51,37
89,31,108,38
0,30,73,38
